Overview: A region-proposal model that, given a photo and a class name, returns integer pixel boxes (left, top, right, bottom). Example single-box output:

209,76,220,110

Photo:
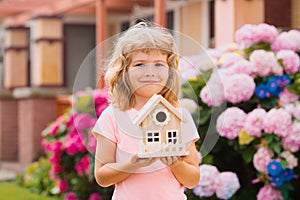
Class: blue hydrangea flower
255,84,269,99
267,77,279,92
267,160,282,177
275,74,291,87
282,168,294,182
270,173,284,188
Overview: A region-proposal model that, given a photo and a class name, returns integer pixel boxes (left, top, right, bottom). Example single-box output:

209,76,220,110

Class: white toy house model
133,94,188,158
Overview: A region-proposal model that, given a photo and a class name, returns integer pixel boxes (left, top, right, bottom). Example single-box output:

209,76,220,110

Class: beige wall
292,0,300,29
215,0,264,47
179,1,202,56
234,0,264,30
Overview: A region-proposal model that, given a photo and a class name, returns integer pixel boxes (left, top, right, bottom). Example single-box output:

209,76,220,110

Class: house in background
0,0,298,169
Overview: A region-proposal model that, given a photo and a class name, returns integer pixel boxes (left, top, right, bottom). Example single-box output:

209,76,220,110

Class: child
92,22,200,200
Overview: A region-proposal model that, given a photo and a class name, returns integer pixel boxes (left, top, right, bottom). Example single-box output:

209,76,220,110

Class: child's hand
130,154,157,169
160,156,183,167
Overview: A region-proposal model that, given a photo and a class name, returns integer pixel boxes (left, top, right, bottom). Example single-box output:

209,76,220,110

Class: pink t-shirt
92,105,199,200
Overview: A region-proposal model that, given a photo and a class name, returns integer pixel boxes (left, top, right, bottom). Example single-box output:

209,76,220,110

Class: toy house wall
141,104,181,145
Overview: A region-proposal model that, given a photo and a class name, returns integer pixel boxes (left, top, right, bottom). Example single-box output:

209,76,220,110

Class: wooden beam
4,0,95,26
2,0,154,25
154,0,166,27
95,0,107,89
0,0,57,17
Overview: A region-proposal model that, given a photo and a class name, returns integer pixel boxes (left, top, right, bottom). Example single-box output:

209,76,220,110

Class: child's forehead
129,49,168,57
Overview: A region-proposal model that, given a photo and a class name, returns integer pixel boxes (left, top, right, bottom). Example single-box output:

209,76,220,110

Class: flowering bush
24,88,113,200
181,23,300,199
192,164,240,200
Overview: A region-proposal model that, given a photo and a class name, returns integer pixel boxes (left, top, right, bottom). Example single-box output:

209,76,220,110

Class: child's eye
134,63,145,67
155,63,166,67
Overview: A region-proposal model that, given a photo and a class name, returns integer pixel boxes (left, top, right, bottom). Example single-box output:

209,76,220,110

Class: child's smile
128,50,169,99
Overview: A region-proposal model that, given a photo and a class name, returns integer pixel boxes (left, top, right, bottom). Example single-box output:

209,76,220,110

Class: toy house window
167,130,178,144
146,131,160,143
152,108,170,126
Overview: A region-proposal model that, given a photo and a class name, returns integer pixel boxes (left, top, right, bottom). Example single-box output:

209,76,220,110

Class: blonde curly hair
105,22,180,111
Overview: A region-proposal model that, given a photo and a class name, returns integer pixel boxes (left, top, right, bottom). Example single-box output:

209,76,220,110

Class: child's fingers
160,156,183,166
160,156,175,165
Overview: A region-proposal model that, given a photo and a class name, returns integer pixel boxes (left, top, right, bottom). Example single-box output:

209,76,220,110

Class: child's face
128,50,169,99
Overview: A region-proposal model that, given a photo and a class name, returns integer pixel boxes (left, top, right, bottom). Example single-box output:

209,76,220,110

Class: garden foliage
181,23,300,199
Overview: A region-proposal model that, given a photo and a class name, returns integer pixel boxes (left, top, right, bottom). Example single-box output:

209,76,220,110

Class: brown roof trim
31,15,63,20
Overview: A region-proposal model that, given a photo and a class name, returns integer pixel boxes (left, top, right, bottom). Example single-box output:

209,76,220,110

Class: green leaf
241,147,255,163
280,159,288,169
201,154,214,165
270,142,282,154
265,134,274,143
260,97,277,110
279,182,294,200
198,107,212,125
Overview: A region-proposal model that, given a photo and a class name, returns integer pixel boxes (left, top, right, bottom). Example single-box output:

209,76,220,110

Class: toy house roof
132,94,183,126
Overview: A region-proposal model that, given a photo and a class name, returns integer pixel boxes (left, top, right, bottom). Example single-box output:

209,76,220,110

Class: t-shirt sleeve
181,108,200,143
92,106,118,143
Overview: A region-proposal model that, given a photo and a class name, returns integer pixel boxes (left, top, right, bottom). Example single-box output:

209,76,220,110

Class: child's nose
144,64,156,77
144,70,156,77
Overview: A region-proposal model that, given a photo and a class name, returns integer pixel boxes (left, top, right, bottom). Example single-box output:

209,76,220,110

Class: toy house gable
133,94,188,158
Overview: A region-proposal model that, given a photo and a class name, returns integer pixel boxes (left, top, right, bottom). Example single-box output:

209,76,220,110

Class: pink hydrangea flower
217,107,247,140
50,123,60,136
253,147,274,173
44,141,63,165
66,113,75,128
58,179,69,193
250,50,282,77
235,23,278,49
93,89,109,106
75,155,90,176
235,24,258,48
286,103,300,120
87,133,97,154
272,30,300,52
225,59,255,76
215,172,240,200
244,108,267,137
200,84,225,106
49,153,61,165
292,103,300,120
220,53,244,68
255,23,279,44
96,103,108,118
65,192,77,200
257,185,283,200
51,141,63,154
276,50,300,74
278,88,299,106
74,113,97,131
65,131,86,155
200,69,226,106
224,74,255,104
50,164,63,180
193,164,219,197
280,151,298,169
284,103,300,120
89,193,102,200
178,57,201,83
206,48,223,65
49,116,65,136
282,122,300,152
263,108,292,138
